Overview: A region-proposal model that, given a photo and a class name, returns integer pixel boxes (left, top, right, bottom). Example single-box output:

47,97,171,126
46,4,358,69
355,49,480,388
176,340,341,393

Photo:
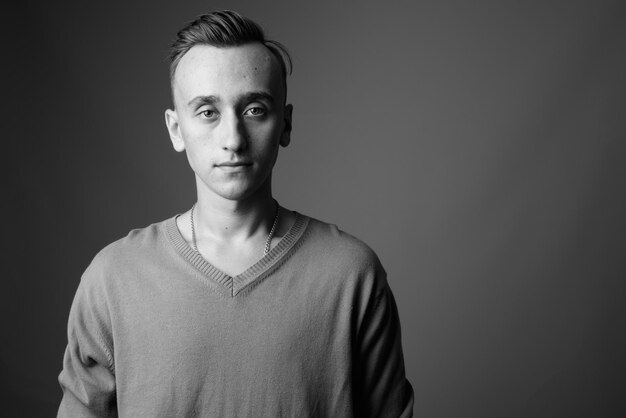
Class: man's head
164,11,293,202
168,10,292,106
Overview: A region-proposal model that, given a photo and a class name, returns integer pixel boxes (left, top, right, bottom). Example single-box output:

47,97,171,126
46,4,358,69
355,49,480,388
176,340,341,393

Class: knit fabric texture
58,212,414,417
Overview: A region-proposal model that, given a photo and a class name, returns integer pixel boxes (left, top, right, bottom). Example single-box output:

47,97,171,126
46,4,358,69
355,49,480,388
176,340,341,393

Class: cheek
249,120,281,143
181,123,212,152
183,135,214,170
180,121,204,143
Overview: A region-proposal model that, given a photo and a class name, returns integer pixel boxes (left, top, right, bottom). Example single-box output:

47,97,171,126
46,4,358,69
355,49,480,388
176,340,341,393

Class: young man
58,10,414,417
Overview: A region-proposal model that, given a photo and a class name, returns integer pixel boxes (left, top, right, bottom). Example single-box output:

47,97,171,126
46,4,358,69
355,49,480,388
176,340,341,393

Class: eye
244,106,266,117
199,109,218,119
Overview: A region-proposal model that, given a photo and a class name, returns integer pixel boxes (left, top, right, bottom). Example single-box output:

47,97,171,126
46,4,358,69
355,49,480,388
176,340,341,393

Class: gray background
5,0,625,416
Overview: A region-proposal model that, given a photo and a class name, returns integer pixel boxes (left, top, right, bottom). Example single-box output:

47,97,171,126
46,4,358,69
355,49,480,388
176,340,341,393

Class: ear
279,104,293,147
165,108,186,152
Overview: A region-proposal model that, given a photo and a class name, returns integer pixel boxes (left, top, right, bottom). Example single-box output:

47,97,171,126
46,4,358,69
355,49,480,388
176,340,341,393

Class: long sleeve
58,262,117,417
354,276,414,418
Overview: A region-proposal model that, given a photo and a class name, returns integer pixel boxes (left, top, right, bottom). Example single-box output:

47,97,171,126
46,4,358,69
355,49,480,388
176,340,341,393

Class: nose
220,112,247,152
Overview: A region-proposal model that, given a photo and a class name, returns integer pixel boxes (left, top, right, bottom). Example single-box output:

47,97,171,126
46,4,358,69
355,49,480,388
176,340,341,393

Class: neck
194,184,276,242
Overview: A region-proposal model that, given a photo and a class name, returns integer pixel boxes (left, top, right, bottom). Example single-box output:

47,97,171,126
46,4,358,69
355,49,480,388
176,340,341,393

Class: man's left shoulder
302,215,385,274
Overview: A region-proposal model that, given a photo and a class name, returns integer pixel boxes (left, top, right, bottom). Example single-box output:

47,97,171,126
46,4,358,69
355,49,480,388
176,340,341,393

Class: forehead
173,43,284,106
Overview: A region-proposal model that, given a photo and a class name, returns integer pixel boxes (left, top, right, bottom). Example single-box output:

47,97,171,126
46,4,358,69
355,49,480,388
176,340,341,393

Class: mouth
216,161,252,167
215,161,253,172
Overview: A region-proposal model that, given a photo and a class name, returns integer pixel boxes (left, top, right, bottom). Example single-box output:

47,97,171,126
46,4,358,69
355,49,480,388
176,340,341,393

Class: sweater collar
165,210,309,297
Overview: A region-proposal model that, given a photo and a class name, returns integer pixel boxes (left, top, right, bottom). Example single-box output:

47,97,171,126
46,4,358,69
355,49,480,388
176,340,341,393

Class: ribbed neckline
165,210,309,297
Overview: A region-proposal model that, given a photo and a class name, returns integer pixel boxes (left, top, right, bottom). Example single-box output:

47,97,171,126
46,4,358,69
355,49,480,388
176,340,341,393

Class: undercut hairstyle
168,10,292,102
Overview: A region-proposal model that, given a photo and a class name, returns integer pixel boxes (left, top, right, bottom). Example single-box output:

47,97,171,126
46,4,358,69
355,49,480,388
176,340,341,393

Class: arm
354,278,414,418
58,264,117,417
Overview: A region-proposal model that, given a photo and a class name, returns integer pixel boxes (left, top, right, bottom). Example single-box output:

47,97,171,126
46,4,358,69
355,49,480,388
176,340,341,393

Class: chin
202,172,271,202
212,183,261,202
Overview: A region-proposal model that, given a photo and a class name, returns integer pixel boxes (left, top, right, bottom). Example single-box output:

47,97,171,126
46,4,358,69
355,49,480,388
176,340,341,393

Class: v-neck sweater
58,212,414,417
167,211,310,297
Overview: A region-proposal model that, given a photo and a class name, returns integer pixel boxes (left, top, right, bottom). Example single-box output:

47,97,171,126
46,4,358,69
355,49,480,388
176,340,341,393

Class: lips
215,161,252,167
215,161,253,173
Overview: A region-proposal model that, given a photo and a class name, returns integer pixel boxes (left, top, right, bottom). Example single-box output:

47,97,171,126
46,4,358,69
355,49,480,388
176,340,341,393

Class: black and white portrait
5,1,625,416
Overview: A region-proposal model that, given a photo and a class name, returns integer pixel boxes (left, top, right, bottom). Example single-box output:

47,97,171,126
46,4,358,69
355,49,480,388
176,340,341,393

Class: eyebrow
187,92,275,108
187,95,218,108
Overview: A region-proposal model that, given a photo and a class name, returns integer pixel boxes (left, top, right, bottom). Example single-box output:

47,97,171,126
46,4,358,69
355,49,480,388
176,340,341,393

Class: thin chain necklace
190,201,280,257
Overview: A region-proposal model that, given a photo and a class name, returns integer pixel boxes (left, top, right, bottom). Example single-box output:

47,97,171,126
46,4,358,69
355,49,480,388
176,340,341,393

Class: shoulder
298,213,386,282
294,214,394,320
306,215,378,258
95,219,166,263
81,217,172,287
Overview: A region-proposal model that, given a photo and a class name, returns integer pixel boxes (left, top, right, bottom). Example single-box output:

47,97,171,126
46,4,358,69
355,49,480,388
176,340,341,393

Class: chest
198,239,267,277
113,280,355,413
113,269,355,365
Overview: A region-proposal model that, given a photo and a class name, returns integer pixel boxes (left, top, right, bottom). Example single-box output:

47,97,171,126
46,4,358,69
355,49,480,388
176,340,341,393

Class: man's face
165,43,292,202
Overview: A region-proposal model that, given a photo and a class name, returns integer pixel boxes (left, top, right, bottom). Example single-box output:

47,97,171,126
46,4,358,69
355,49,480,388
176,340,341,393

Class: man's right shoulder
82,218,171,285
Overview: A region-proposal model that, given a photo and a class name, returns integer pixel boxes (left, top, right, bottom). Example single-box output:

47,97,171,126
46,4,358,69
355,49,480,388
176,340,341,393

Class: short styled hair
168,10,292,100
